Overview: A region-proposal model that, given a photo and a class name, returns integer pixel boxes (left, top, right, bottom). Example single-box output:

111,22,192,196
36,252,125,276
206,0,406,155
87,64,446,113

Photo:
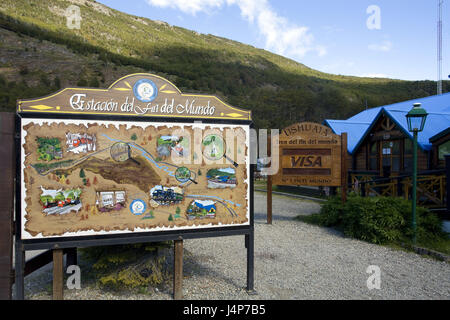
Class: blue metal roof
323,120,371,153
325,93,450,154
430,127,450,142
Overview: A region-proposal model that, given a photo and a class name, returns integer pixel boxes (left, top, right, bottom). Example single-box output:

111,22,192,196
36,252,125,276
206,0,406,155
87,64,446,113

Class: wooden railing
349,170,447,209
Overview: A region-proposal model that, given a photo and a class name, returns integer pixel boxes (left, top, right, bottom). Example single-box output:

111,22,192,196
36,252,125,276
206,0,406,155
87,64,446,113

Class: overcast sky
97,0,449,81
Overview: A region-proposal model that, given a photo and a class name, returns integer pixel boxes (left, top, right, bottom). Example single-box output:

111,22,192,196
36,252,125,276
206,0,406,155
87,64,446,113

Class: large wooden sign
272,122,344,187
16,73,252,240
14,73,255,300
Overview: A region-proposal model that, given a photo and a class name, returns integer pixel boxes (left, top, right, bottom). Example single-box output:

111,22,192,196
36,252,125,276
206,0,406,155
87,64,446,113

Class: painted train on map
150,185,184,205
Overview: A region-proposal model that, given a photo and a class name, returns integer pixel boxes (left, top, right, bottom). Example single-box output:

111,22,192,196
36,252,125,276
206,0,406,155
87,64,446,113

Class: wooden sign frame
14,73,255,299
266,122,347,224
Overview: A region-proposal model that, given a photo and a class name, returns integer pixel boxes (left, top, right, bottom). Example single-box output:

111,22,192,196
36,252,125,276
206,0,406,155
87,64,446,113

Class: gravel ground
20,192,450,300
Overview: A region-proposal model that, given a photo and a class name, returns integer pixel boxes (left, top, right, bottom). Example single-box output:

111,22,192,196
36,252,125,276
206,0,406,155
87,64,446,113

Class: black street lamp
406,103,428,244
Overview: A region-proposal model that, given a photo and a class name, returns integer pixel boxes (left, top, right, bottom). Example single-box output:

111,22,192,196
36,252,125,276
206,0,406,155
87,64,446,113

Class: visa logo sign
290,156,323,168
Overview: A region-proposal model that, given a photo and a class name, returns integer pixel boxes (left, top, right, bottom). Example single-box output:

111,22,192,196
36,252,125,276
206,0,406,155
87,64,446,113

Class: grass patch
295,214,322,225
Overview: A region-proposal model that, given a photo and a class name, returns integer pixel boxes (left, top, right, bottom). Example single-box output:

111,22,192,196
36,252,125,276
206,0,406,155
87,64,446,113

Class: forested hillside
0,0,447,128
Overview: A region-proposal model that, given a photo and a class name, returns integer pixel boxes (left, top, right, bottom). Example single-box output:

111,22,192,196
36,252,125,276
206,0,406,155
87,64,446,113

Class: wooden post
267,175,273,224
341,132,348,204
246,230,255,294
0,113,15,300
53,249,64,300
173,239,183,300
267,134,273,224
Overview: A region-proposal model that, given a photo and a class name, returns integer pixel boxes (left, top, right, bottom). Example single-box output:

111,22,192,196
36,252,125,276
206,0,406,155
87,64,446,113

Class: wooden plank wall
0,113,15,300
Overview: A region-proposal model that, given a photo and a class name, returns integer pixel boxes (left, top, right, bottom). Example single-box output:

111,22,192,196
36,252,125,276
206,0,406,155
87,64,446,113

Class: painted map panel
20,119,250,239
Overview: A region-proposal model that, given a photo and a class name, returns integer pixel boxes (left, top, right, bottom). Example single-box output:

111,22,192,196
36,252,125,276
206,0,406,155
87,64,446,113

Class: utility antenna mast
438,0,443,95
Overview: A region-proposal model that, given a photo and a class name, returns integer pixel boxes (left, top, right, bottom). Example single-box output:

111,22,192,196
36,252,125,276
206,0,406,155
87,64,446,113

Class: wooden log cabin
324,94,449,211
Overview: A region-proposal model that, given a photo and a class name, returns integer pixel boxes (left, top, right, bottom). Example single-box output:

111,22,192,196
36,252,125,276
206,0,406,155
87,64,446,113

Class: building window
438,140,450,160
381,140,401,173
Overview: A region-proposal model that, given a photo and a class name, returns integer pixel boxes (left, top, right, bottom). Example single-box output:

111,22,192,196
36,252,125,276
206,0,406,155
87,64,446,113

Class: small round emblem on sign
130,199,146,215
133,79,158,103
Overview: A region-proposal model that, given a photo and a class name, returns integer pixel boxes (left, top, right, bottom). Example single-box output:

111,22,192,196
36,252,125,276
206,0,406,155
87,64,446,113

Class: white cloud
146,0,326,59
368,40,392,52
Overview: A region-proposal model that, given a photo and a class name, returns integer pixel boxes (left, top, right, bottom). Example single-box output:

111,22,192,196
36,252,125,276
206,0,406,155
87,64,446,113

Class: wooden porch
349,169,447,210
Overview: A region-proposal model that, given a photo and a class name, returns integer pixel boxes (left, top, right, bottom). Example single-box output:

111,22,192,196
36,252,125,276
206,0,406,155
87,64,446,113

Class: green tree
53,76,61,89
77,78,88,87
89,77,100,88
39,74,50,87
175,207,181,218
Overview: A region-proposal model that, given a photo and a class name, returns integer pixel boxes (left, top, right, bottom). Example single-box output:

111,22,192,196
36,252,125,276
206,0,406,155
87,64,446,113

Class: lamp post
406,103,428,244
